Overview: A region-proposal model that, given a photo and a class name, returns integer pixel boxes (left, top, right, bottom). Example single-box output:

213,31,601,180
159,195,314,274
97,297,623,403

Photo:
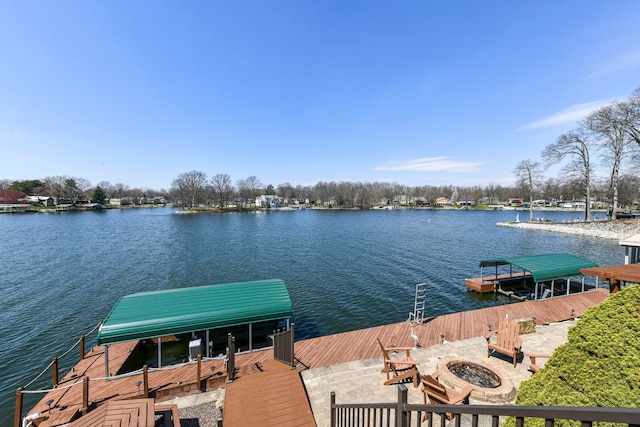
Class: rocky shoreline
497,219,640,240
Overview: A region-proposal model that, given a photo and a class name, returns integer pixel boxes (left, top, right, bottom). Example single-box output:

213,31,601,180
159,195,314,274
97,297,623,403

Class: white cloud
521,100,612,130
588,49,640,78
373,156,486,173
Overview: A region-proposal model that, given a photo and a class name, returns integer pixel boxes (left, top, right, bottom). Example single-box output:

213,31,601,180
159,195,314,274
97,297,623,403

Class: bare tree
610,89,640,172
113,183,130,199
42,176,69,203
237,177,262,207
236,178,248,207
171,170,208,208
618,174,640,209
245,176,263,204
277,182,295,202
514,159,544,221
295,185,312,204
583,104,633,219
542,130,593,220
621,88,640,148
0,179,11,194
48,177,90,204
210,173,233,208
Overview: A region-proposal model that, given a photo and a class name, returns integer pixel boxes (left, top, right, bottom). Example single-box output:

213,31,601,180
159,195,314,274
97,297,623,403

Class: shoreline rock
496,219,640,240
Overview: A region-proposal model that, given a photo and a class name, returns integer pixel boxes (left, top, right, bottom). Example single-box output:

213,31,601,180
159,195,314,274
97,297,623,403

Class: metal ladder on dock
408,282,427,325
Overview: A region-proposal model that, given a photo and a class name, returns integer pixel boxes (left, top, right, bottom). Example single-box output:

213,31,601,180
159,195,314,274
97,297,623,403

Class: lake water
0,208,622,421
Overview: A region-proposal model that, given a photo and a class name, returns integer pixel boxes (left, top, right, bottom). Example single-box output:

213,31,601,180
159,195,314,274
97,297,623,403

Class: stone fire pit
436,357,517,403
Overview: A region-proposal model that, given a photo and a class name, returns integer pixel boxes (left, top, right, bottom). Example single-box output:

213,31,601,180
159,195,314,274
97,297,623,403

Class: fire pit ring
447,361,501,388
436,358,517,403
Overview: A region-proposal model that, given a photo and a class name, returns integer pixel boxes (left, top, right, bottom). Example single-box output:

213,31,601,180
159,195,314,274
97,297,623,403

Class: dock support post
52,357,58,388
79,335,85,361
14,388,23,427
143,365,149,398
82,376,89,415
157,337,162,368
197,355,202,391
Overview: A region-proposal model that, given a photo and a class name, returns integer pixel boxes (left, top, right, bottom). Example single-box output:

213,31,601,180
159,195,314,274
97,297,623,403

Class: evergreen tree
92,186,106,204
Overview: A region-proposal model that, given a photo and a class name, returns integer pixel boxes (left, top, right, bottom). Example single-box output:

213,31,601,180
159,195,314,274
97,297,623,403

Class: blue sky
1,1,639,191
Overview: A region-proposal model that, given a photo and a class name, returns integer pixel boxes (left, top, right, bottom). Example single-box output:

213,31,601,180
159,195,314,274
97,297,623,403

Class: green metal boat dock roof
97,279,292,345
479,253,598,283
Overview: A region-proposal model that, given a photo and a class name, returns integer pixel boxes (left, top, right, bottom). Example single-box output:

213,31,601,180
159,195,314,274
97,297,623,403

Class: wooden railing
330,385,640,427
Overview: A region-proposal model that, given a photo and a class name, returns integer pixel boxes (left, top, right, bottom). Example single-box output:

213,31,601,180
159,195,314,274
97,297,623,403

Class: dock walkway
234,288,607,369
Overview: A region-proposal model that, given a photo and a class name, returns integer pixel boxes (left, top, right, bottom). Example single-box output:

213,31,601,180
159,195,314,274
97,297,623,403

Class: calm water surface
0,208,622,420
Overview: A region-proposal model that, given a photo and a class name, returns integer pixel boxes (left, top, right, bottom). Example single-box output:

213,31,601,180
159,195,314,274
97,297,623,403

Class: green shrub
503,285,640,427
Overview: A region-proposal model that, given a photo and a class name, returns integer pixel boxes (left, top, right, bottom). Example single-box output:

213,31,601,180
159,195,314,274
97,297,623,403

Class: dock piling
13,387,22,427
143,365,149,398
79,335,85,361
51,357,58,388
82,376,89,415
197,355,202,391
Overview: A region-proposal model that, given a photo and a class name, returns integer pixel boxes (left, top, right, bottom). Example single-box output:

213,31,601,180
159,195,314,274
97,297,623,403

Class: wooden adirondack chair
528,353,550,374
376,338,420,387
420,374,473,421
484,316,523,367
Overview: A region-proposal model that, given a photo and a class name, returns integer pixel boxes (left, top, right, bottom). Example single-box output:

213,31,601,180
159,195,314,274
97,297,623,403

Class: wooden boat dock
466,271,530,293
20,289,609,427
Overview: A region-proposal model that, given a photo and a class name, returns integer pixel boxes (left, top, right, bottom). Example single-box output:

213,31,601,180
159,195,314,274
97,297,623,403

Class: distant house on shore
436,197,453,207
255,195,282,208
394,194,410,205
107,198,136,206
412,197,427,206
24,195,55,206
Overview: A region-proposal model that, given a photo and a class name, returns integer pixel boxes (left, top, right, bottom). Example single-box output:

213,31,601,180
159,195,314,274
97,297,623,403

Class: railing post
82,376,89,415
104,344,109,379
14,387,23,427
330,392,336,427
79,335,85,361
396,384,408,427
52,357,58,388
197,355,202,390
289,323,296,369
227,333,235,382
143,365,149,398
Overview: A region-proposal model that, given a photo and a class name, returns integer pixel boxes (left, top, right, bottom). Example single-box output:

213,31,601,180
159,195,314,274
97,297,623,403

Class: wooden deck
25,341,225,427
223,360,315,427
22,289,609,427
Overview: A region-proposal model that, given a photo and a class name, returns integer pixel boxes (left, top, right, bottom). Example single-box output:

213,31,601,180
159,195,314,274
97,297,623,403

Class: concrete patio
302,320,576,427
